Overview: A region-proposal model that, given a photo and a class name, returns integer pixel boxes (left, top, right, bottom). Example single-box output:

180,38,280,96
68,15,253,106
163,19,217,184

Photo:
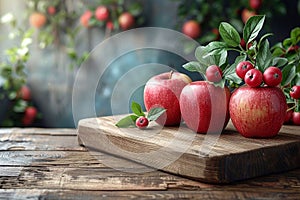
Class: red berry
290,85,300,99
136,116,149,129
292,112,300,125
240,38,246,49
263,66,282,87
236,61,254,79
244,69,263,87
95,6,109,21
287,45,299,53
205,65,223,83
249,0,262,10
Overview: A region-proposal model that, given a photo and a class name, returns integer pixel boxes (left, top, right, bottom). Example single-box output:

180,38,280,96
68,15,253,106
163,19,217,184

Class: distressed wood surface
78,116,300,183
1,127,300,199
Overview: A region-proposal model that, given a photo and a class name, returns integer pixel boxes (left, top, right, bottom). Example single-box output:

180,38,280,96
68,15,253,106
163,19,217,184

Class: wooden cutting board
77,116,300,183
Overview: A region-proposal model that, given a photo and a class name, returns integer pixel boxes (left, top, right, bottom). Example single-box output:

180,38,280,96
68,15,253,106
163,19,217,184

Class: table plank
78,117,300,183
0,129,84,151
0,128,299,199
1,189,299,200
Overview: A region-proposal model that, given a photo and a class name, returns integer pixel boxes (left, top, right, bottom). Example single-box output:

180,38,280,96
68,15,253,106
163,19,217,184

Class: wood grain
1,127,300,199
78,116,300,183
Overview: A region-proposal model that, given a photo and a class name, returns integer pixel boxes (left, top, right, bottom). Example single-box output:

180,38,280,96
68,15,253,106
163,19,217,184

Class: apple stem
169,70,174,79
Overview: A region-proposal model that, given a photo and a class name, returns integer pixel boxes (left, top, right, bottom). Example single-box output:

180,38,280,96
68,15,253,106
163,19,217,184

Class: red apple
182,20,201,39
180,81,230,133
95,6,109,21
118,12,135,30
144,71,192,126
229,86,287,138
241,9,256,24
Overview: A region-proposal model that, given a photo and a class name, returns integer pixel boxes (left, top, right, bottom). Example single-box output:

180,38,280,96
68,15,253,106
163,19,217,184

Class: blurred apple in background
118,12,135,30
241,9,256,24
95,6,110,21
19,85,31,101
29,12,47,28
80,10,93,27
182,20,201,39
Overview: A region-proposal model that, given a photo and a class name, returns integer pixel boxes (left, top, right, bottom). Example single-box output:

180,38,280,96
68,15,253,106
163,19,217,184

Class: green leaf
271,57,288,68
213,51,228,67
281,64,296,86
225,73,243,85
183,61,206,74
204,41,227,56
219,22,241,47
13,99,27,113
272,47,285,57
243,15,265,44
291,27,300,45
256,39,272,71
283,38,293,48
131,101,145,117
115,115,139,128
195,46,217,67
258,33,273,48
223,54,247,77
147,107,166,122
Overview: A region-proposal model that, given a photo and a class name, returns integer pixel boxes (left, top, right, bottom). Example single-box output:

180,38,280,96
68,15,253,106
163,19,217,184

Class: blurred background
0,0,299,128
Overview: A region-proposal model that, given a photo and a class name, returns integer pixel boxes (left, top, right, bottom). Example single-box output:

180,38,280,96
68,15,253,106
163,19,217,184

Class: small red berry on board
263,66,282,87
135,116,149,129
115,101,166,129
236,61,254,79
206,65,223,83
244,69,263,87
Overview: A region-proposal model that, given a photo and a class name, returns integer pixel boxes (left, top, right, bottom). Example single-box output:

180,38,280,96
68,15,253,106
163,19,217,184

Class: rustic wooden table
1,128,299,199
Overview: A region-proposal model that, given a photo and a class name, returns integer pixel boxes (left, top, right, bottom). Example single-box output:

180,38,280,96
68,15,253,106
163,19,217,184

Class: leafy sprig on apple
183,15,294,88
115,101,166,129
184,15,300,125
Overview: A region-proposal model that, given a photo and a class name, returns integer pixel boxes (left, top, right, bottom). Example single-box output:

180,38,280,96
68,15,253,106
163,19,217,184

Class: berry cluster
80,1,143,32
235,61,282,88
285,85,300,125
